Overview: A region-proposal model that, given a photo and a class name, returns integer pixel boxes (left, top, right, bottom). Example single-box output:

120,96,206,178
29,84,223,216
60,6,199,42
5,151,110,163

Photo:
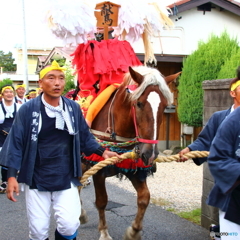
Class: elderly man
0,60,120,240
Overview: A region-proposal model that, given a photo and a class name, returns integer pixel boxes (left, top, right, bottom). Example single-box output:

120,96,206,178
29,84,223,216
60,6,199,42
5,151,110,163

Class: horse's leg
93,173,113,240
124,177,150,240
79,163,90,224
78,186,89,224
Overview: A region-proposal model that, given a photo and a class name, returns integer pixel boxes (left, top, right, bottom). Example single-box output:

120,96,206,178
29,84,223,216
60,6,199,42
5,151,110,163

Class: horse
80,66,180,240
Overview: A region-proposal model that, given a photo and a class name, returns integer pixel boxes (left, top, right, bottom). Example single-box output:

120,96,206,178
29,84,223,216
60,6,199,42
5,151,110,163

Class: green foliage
0,78,13,90
53,58,66,67
177,31,239,126
217,48,240,79
177,208,201,225
63,63,76,95
0,51,16,71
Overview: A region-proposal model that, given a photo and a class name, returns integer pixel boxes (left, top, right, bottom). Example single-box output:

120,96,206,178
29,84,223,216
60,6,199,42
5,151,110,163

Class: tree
217,48,240,79
63,63,76,95
0,78,13,90
177,31,239,127
0,51,16,72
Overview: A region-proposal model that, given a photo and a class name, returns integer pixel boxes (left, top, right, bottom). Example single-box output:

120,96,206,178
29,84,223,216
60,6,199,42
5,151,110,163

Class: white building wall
132,7,240,56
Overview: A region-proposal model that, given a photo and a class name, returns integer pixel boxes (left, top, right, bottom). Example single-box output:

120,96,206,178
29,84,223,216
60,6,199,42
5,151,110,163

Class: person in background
28,89,37,99
36,87,43,96
15,83,28,104
207,101,240,240
0,60,120,240
0,84,21,193
179,66,240,240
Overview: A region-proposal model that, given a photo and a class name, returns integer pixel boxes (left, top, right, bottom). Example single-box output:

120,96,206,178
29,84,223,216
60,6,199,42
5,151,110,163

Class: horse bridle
105,86,159,145
131,104,159,144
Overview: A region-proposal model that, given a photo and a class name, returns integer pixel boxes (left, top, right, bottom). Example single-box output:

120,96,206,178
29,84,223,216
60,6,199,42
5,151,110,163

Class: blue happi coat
188,108,231,165
0,95,100,186
207,106,240,225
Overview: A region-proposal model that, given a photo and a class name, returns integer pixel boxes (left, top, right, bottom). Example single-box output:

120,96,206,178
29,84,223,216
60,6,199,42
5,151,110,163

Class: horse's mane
122,66,173,105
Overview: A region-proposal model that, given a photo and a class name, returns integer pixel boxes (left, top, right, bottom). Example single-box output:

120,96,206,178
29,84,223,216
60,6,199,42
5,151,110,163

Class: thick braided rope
80,151,209,185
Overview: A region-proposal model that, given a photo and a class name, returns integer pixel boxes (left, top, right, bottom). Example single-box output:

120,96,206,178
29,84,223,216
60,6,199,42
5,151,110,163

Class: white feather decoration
45,0,97,47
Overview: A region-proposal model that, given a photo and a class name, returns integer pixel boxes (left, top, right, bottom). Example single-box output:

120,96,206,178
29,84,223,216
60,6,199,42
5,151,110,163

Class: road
0,179,210,240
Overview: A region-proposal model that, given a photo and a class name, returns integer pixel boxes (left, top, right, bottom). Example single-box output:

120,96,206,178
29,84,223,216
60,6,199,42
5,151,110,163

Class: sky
0,0,175,53
0,0,63,53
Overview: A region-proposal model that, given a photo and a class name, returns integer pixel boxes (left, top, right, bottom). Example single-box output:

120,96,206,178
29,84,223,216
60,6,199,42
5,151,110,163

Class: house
0,46,53,89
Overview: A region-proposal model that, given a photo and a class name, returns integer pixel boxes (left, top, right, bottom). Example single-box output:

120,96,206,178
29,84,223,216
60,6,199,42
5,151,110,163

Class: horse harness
90,85,158,155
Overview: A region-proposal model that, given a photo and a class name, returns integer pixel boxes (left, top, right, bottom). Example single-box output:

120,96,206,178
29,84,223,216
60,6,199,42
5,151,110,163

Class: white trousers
25,183,81,240
219,210,240,240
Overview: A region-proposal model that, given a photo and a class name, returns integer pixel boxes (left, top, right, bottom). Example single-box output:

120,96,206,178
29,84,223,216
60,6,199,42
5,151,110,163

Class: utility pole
22,0,29,91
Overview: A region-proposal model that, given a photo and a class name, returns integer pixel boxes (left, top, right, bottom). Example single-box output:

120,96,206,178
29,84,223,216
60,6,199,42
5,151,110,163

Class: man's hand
102,150,122,164
178,147,190,162
7,177,19,202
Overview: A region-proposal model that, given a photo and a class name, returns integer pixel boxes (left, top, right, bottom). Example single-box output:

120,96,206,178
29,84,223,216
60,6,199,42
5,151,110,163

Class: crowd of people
0,83,42,193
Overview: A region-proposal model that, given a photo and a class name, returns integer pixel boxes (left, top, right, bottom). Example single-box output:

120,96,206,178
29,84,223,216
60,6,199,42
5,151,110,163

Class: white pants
25,183,81,240
219,210,240,240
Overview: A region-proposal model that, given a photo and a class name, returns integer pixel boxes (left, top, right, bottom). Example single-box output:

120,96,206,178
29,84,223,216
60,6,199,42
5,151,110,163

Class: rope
79,151,209,186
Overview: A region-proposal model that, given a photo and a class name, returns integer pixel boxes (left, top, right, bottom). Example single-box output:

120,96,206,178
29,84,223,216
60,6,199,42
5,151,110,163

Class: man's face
2,89,14,102
39,70,65,99
29,92,37,99
230,85,240,107
16,87,26,98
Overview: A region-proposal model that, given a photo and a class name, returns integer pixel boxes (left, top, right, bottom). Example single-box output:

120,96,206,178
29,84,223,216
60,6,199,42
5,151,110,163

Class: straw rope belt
79,151,209,187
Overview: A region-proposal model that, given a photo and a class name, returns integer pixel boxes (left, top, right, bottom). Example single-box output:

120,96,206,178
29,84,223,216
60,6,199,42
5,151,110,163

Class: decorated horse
76,65,180,240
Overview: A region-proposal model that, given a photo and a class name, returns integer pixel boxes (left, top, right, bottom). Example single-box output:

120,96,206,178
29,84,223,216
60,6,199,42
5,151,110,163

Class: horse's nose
141,144,159,165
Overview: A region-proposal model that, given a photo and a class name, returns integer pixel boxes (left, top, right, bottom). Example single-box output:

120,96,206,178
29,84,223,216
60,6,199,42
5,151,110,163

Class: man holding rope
0,60,120,240
179,67,240,240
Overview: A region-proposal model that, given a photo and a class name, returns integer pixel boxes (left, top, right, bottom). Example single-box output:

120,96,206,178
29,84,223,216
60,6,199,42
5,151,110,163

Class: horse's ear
129,67,144,85
165,71,181,84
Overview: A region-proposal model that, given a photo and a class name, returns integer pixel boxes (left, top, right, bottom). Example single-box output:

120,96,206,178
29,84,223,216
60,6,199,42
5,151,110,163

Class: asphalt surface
0,180,210,240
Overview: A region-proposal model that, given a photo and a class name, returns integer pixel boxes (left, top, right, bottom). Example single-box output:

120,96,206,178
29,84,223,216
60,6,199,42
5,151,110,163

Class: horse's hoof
123,226,141,240
80,209,89,224
99,229,113,240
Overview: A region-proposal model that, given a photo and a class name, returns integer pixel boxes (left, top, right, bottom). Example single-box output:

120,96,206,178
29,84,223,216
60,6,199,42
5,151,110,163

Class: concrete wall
201,78,232,229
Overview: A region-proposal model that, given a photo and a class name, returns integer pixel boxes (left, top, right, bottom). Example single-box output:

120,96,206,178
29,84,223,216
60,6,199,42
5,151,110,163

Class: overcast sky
0,0,176,53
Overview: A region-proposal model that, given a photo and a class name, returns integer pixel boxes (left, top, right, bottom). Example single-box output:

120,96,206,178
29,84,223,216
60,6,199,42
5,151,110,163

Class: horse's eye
137,102,143,109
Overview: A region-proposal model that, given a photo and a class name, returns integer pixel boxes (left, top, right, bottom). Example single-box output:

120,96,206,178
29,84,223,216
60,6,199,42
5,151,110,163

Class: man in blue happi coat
0,60,120,240
179,67,240,240
179,67,240,164
207,100,240,239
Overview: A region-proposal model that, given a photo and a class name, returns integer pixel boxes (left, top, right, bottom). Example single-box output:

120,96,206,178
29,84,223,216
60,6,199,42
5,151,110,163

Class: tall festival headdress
43,0,174,123
44,0,173,65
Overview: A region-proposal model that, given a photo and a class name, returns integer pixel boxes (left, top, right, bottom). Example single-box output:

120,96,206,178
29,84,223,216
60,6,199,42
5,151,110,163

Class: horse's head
124,66,175,166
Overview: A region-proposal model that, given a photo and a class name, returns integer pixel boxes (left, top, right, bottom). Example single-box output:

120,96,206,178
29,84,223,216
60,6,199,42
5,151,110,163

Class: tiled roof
168,0,240,8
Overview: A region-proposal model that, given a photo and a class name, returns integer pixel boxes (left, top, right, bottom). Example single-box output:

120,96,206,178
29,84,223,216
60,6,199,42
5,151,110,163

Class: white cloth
41,95,75,135
25,183,81,240
16,96,27,104
219,210,240,240
44,0,96,47
0,100,21,124
111,0,172,43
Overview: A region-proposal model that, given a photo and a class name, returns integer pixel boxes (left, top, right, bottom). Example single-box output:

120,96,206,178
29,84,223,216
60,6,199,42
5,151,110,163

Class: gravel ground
106,157,203,213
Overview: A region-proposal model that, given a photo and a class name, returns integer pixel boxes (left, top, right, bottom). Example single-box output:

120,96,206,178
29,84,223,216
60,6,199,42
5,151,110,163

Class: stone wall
201,78,232,229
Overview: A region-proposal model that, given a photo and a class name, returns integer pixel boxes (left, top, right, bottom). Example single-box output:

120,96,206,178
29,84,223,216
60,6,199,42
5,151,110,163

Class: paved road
0,180,210,240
